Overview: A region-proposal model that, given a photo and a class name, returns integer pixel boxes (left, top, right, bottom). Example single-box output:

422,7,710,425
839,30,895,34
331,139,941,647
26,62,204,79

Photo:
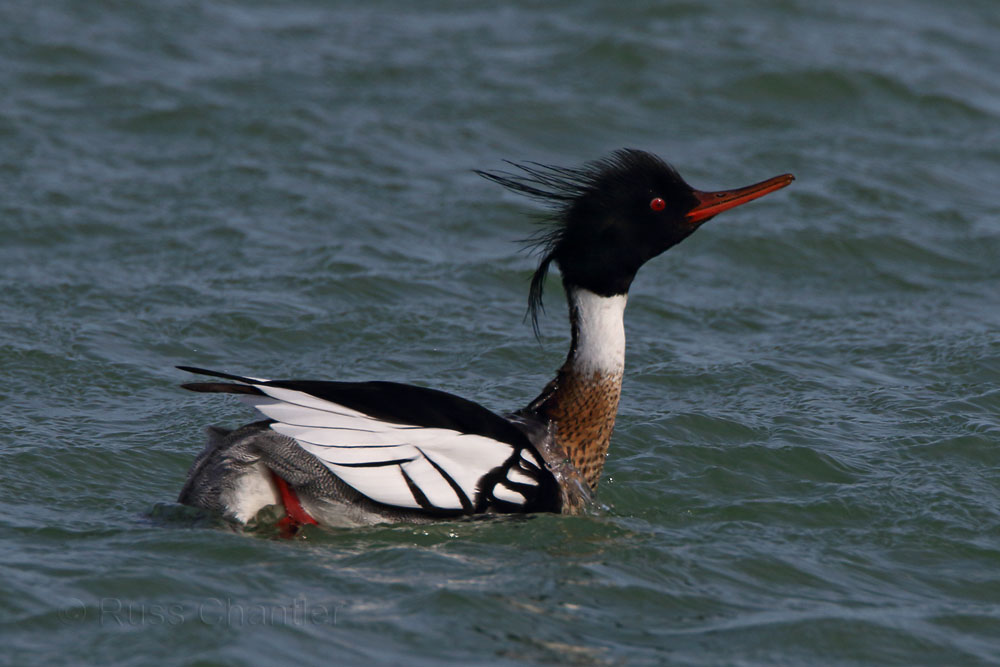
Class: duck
177,148,793,530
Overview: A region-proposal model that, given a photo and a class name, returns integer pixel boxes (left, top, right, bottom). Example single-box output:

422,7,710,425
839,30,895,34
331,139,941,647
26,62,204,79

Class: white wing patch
239,389,544,512
507,467,536,485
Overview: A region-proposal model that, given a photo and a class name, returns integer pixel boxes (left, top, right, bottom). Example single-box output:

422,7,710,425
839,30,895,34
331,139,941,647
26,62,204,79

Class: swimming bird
178,149,793,530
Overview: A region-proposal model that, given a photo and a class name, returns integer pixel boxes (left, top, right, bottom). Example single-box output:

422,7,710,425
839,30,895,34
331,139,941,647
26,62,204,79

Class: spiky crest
476,149,682,335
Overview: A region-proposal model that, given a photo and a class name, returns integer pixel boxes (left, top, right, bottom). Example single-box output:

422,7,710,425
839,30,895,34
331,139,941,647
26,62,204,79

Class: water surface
2,1,999,664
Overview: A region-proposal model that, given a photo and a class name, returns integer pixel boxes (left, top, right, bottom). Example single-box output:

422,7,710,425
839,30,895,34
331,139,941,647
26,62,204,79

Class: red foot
271,473,319,537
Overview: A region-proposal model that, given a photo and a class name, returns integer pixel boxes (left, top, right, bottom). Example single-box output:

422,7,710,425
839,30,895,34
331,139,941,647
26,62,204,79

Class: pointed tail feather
177,366,261,384
177,367,268,395
180,382,264,395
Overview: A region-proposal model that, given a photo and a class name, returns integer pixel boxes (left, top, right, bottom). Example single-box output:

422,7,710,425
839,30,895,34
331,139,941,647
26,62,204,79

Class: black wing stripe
327,457,415,468
399,465,433,511
275,426,383,434
416,447,474,514
305,443,405,449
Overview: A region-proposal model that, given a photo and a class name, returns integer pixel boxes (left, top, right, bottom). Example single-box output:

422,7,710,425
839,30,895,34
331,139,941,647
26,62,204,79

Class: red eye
650,197,666,212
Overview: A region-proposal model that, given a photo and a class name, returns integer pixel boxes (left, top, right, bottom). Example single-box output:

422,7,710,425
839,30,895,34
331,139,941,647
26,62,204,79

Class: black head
477,148,793,331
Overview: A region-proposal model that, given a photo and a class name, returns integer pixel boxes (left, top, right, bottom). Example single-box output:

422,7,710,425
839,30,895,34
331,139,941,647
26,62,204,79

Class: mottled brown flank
532,366,624,491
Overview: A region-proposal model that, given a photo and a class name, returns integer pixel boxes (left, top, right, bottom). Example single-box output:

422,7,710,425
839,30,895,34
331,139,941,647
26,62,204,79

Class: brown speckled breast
530,366,623,491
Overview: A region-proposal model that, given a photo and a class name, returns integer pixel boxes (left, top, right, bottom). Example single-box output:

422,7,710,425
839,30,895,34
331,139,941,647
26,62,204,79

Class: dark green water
3,1,999,664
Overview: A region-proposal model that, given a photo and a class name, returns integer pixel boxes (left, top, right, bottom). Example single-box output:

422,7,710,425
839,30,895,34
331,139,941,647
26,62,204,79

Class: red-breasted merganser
178,149,793,529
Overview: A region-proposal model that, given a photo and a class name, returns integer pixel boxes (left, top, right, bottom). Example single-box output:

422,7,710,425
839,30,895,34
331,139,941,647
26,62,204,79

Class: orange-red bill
685,173,795,225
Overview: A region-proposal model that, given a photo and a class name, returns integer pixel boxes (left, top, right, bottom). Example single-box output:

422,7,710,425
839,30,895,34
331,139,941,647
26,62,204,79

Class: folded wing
179,367,560,514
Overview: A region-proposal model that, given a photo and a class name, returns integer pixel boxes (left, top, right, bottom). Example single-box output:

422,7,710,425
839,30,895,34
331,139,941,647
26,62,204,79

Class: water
2,1,999,664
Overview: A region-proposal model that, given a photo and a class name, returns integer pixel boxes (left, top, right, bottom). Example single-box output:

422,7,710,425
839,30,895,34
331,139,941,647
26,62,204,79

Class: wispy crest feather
475,161,581,336
475,149,666,336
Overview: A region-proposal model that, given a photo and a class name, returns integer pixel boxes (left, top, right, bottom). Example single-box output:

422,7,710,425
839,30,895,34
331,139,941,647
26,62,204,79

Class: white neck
566,287,627,374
